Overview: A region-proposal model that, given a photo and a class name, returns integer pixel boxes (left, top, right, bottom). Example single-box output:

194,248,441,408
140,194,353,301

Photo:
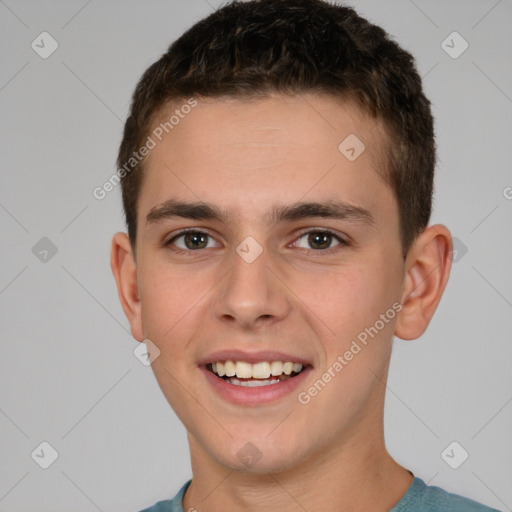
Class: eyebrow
145,199,375,227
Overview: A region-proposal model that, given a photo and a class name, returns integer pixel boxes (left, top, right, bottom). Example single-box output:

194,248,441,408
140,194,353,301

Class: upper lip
198,349,312,367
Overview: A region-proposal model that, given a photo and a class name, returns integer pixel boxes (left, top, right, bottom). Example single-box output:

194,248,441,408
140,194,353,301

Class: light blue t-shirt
139,475,501,511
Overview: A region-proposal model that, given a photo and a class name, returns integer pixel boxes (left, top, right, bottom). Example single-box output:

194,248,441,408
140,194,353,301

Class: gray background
1,0,511,510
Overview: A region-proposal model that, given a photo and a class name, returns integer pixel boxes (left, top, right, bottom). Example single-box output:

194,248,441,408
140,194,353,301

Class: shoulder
138,501,174,512
393,477,501,512
138,480,191,512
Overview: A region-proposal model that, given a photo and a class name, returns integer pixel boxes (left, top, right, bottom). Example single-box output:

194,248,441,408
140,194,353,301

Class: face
129,94,407,473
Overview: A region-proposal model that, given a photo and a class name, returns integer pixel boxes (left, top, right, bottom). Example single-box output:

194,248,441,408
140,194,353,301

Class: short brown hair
117,0,435,255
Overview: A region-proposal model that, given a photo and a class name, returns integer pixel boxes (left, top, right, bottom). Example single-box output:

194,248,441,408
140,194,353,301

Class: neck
182,410,413,512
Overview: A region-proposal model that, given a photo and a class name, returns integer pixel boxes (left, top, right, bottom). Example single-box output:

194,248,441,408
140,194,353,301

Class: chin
221,452,303,475
204,432,311,475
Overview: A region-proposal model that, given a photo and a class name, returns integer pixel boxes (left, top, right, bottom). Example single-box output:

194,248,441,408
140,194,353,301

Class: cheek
294,258,401,351
295,265,375,326
138,267,201,412
138,264,203,352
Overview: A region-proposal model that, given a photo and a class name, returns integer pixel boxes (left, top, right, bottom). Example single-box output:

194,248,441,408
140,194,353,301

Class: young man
111,1,499,510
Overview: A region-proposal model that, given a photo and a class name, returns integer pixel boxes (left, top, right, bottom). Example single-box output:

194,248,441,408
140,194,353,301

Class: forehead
138,93,393,225
150,93,387,163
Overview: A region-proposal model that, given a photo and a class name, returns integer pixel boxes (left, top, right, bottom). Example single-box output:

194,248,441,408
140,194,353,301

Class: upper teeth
212,361,303,379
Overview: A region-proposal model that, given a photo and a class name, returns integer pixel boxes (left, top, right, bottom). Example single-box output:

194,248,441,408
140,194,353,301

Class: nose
212,244,291,331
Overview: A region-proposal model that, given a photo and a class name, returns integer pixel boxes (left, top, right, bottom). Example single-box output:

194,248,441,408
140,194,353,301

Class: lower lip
201,365,312,406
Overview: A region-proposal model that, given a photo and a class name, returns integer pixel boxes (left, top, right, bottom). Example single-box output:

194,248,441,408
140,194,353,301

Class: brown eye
308,232,333,250
294,230,344,251
167,230,219,251
182,232,208,249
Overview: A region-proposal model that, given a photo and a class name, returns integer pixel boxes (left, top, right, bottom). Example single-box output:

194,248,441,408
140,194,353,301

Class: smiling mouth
207,360,306,387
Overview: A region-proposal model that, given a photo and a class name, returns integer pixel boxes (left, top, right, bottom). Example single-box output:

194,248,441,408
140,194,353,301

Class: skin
111,93,452,511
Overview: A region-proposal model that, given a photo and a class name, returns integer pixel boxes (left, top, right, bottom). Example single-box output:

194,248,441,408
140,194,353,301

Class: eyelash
164,228,348,256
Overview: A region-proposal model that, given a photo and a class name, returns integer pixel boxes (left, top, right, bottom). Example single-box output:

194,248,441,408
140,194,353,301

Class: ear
110,232,144,342
394,224,453,340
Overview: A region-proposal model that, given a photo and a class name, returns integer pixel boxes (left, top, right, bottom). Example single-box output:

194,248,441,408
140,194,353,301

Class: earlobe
110,232,144,341
394,224,453,341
